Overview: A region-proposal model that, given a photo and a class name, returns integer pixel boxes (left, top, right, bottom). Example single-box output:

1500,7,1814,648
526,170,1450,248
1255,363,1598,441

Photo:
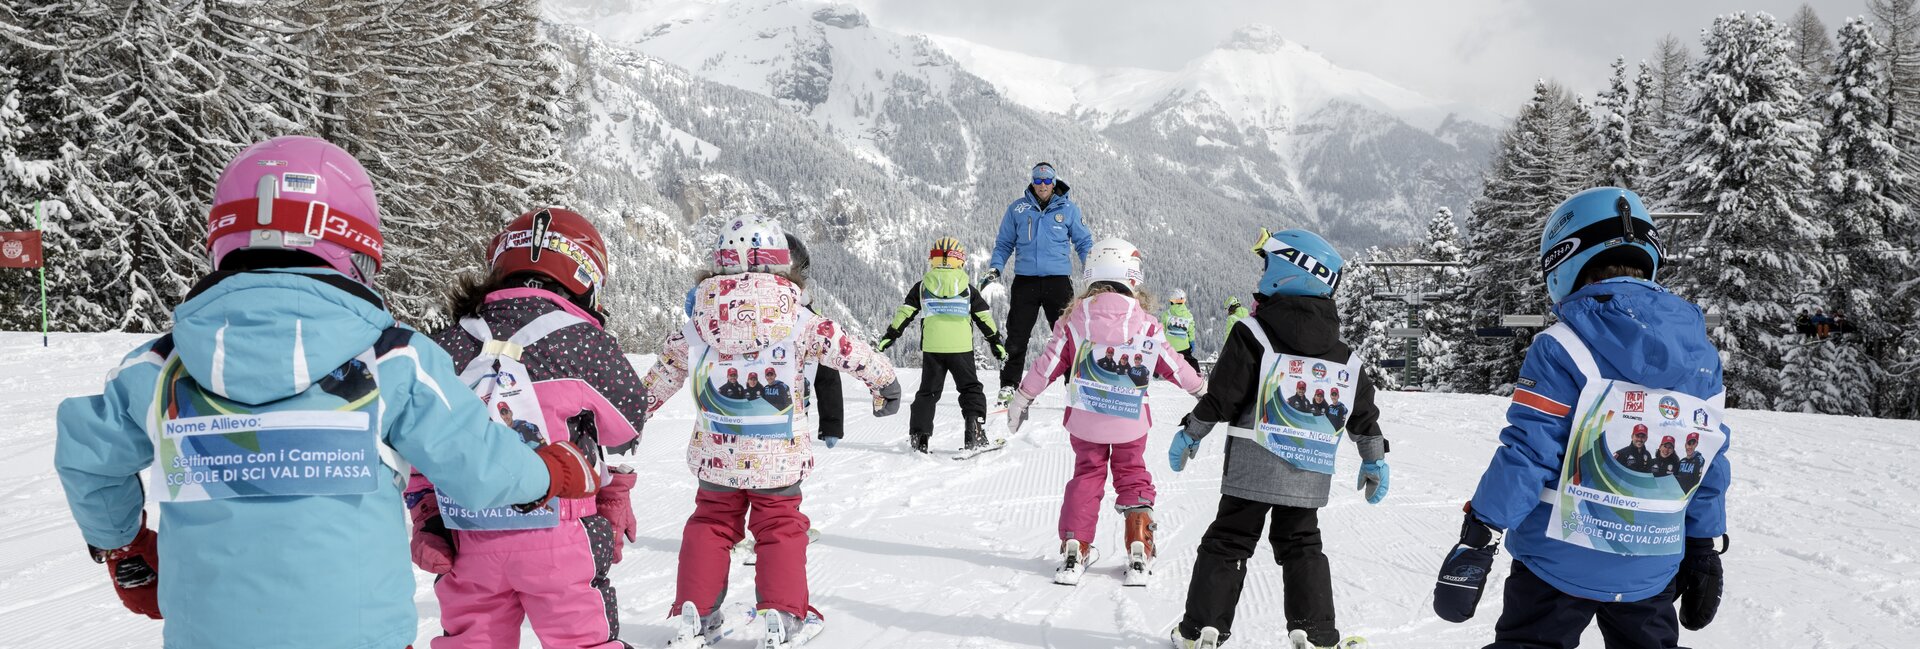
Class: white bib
690,314,811,440
1226,318,1365,475
1538,324,1728,557
1065,308,1157,420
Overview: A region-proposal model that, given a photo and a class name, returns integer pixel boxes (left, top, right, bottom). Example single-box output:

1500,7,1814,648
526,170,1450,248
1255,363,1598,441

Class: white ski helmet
1168,288,1188,304
713,214,792,274
1083,238,1144,288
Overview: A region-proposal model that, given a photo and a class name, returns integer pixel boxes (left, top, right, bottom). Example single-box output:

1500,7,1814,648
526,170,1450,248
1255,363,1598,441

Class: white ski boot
666,601,728,648
759,608,824,648
1169,626,1221,649
1053,539,1099,585
1122,507,1156,587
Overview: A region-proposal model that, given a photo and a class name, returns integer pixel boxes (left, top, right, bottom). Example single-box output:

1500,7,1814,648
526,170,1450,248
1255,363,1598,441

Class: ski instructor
981,161,1094,405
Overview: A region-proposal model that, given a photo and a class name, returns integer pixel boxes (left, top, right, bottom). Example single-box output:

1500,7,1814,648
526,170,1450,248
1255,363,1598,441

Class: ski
760,608,825,648
950,439,1008,460
734,527,821,566
1287,630,1369,649
1053,544,1100,586
1122,540,1153,587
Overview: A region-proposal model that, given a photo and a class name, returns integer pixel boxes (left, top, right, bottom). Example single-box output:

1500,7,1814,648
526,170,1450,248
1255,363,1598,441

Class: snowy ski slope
0,332,1915,648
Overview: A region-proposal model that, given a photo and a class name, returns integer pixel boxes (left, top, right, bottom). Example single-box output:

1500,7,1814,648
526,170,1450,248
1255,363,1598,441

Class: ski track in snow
0,333,1915,648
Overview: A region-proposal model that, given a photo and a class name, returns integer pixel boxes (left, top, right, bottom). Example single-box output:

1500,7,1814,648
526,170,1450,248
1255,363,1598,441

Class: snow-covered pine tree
1417,207,1467,392
1459,81,1594,395
1336,246,1404,391
1593,58,1645,190
1644,35,1695,208
1663,12,1827,410
1630,62,1661,193
1869,0,1920,206
1790,4,1836,109
1787,17,1914,417
0,57,37,330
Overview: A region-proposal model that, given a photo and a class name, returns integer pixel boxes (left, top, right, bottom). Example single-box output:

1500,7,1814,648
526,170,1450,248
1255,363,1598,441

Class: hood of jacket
1165,303,1194,320
690,272,808,356
1551,278,1720,391
1075,292,1151,345
922,267,971,298
1251,293,1343,357
170,269,395,405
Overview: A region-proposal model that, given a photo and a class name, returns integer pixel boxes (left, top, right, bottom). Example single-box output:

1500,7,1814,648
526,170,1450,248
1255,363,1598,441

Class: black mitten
1677,535,1726,630
1434,505,1501,623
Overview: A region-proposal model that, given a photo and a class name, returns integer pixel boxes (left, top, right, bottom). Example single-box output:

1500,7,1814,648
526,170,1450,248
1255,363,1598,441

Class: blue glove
1168,430,1201,472
1357,459,1389,504
823,436,839,449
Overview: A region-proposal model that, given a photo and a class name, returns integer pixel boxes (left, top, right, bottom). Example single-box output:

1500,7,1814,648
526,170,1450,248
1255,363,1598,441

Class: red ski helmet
490,208,610,309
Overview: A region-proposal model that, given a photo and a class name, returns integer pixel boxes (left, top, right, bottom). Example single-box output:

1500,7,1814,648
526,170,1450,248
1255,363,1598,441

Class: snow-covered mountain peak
1217,23,1303,54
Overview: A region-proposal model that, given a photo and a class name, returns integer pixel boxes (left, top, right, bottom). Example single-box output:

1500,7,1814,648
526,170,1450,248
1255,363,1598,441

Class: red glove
408,491,455,574
88,520,161,619
516,441,601,512
596,469,638,563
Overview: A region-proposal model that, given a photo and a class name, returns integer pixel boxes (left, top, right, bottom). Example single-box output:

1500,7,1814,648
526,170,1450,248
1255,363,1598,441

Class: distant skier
1433,188,1730,649
1615,424,1654,473
874,237,1009,453
1225,295,1251,320
646,215,901,648
1161,288,1201,373
53,136,599,649
1009,239,1203,586
411,207,648,649
983,162,1094,407
1167,228,1388,649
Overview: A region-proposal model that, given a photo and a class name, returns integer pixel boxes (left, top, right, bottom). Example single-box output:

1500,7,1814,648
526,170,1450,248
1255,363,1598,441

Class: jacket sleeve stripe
1512,387,1571,418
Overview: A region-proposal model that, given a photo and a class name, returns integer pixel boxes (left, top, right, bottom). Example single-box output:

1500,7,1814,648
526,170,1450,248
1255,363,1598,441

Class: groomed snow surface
2,332,1915,648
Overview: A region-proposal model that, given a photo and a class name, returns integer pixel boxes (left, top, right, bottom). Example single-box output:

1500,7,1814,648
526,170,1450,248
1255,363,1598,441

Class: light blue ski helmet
1254,228,1344,298
1540,187,1663,304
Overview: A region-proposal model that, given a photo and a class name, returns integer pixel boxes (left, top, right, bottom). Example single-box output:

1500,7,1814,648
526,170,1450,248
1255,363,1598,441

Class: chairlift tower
1366,260,1462,388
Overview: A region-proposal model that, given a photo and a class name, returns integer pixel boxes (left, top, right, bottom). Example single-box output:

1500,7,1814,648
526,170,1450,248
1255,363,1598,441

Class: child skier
1007,238,1205,586
1162,288,1200,373
645,215,901,648
53,136,600,649
1166,228,1389,649
875,236,1009,453
1432,188,1730,649
407,208,650,648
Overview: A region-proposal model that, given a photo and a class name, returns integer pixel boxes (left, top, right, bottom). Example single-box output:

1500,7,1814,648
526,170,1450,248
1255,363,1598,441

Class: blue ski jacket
989,180,1093,277
1469,278,1732,603
55,268,550,649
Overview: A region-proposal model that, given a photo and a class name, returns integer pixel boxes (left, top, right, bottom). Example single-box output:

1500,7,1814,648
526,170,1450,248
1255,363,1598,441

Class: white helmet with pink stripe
206,136,383,285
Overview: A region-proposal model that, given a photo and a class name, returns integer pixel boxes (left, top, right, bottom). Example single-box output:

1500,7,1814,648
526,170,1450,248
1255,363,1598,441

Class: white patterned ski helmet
712,214,791,274
1083,238,1143,289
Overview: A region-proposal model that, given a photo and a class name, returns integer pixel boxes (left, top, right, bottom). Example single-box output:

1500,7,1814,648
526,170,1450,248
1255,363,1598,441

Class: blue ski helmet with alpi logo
1540,187,1663,304
1254,228,1344,298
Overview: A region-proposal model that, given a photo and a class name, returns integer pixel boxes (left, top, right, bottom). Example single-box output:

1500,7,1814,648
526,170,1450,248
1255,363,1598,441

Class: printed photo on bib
441,362,560,531
1251,353,1362,475
150,354,382,503
1068,338,1152,419
1549,381,1726,556
695,345,799,439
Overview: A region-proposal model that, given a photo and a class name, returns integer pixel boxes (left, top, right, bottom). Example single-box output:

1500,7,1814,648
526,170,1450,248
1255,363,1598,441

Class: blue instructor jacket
1469,278,1732,603
988,180,1093,277
55,269,550,649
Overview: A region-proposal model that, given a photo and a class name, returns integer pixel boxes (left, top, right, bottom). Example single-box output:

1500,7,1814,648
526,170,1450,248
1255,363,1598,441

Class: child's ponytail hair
1063,281,1154,319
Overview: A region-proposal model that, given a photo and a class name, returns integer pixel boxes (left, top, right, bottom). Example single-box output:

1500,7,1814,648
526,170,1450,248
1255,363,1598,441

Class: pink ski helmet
207,136,383,285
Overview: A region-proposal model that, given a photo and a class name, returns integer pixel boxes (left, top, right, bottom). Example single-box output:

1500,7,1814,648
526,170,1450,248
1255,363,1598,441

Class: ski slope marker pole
36,200,47,347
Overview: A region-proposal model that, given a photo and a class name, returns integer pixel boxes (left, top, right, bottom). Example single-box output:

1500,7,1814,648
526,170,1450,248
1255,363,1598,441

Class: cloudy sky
852,0,1869,113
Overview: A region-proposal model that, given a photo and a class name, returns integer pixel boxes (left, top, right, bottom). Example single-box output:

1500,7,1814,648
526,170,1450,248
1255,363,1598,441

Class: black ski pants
1178,347,1200,375
1487,561,1680,649
1179,494,1337,646
911,352,986,438
998,275,1074,389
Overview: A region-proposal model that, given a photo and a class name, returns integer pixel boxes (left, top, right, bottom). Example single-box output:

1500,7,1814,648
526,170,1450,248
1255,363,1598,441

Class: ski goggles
1169,297,1186,305
928,248,966,269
